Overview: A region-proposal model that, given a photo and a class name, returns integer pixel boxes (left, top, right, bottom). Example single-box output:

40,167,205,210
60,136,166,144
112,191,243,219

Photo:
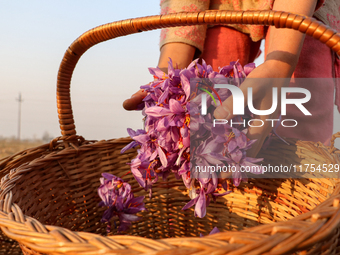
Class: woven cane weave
0,10,340,255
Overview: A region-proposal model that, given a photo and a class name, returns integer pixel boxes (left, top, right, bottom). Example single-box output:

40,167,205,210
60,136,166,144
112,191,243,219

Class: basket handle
56,10,340,136
329,132,340,153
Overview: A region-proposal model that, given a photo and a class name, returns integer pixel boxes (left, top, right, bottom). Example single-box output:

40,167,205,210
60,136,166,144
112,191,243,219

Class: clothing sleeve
315,0,325,11
159,0,210,54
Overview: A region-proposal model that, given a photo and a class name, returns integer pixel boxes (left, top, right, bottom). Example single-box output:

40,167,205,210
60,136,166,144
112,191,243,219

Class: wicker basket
1,10,340,255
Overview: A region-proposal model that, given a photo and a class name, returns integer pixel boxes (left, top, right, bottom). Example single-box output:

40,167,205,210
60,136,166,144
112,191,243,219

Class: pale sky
1,1,339,147
1,1,161,140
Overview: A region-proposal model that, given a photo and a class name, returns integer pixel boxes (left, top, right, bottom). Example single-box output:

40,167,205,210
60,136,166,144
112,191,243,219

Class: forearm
214,0,319,157
262,0,318,78
158,42,196,72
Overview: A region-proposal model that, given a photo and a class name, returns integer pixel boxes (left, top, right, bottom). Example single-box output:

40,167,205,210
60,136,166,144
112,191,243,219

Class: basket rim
0,136,340,254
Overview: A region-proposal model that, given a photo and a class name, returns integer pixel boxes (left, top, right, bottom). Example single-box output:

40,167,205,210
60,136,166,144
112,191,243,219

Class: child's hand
213,0,318,157
123,89,147,110
123,42,195,111
214,62,288,157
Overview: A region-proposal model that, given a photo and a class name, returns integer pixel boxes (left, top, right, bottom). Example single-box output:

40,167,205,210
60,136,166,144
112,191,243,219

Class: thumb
213,85,248,120
213,96,234,120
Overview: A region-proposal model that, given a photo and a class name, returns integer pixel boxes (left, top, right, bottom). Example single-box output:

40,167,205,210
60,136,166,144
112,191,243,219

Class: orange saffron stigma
145,159,158,181
178,136,184,149
183,152,190,161
228,132,235,139
184,115,190,126
129,202,141,208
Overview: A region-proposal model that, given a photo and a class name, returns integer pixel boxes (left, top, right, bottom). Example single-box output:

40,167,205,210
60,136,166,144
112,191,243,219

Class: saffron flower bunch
98,173,146,232
118,59,263,221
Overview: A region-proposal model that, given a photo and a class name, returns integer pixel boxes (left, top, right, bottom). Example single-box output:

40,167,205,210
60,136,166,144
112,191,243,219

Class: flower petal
148,67,167,79
121,142,137,153
145,106,172,117
133,134,150,144
157,146,168,168
209,227,220,235
195,189,207,218
182,196,199,210
244,63,256,75
102,173,114,180
169,99,185,114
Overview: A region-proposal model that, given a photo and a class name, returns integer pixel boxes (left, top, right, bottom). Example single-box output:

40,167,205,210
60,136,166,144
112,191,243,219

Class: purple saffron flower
182,188,207,218
116,194,146,232
98,173,145,233
120,58,262,220
121,128,146,153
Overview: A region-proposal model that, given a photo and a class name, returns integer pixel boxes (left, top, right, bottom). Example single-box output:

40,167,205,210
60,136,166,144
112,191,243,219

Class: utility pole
16,93,23,140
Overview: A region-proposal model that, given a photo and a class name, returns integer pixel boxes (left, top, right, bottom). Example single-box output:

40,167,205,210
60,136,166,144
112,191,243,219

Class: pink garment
159,0,329,53
201,26,261,68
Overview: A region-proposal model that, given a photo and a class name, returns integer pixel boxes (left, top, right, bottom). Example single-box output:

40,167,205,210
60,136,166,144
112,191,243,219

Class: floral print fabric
159,0,338,53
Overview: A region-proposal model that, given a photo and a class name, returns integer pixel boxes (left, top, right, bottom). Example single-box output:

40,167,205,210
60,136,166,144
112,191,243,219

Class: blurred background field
0,138,46,159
